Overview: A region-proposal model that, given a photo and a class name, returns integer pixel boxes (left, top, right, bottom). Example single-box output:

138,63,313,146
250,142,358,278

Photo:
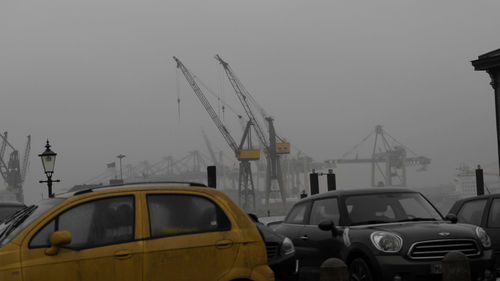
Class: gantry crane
174,56,260,210
325,125,430,187
215,55,290,209
0,133,31,202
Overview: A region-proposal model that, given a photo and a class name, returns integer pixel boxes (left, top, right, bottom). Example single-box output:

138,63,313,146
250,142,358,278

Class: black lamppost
472,49,500,175
39,140,60,198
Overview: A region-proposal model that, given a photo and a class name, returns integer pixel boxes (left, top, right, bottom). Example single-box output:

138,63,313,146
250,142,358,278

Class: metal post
39,173,60,198
327,169,336,191
47,175,53,198
310,170,319,195
494,75,500,177
476,165,484,196
207,165,216,188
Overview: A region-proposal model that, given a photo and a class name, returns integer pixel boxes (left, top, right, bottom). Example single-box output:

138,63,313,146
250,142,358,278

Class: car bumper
372,250,495,281
250,264,275,281
269,254,298,281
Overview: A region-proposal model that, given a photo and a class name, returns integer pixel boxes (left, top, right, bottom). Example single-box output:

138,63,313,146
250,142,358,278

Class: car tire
349,258,374,281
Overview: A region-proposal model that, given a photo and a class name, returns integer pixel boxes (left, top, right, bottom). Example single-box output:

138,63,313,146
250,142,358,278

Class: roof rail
72,181,207,196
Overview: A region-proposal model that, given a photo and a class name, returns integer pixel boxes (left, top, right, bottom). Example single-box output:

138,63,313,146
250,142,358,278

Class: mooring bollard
442,251,471,281
320,258,348,281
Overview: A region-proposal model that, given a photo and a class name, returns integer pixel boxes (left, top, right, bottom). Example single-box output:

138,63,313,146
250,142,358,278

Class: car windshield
0,206,25,221
345,192,443,226
0,198,64,246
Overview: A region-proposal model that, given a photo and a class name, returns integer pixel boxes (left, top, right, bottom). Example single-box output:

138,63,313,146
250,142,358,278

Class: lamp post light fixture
38,140,60,198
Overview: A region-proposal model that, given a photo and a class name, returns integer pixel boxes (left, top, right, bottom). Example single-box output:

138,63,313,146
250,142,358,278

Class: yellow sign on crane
239,149,261,160
276,142,290,154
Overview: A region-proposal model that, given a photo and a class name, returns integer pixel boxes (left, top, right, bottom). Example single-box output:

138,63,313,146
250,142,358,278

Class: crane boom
174,56,260,210
174,56,240,156
0,132,11,182
0,132,8,160
21,135,31,181
215,55,289,209
215,55,270,154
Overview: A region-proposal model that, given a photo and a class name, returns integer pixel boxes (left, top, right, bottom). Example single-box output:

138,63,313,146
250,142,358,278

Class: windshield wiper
394,217,437,223
0,205,37,240
350,220,390,226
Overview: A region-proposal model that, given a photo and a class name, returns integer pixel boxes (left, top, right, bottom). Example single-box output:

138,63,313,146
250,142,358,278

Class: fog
1,0,500,204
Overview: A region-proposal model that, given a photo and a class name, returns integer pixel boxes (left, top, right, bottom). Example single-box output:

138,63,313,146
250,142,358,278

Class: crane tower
325,125,430,187
174,57,260,211
0,133,31,202
215,55,290,210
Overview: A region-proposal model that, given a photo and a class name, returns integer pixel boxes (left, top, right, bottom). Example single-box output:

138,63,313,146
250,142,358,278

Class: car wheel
349,258,374,281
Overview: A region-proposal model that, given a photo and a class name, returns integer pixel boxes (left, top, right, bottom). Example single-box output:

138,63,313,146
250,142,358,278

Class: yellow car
0,183,274,281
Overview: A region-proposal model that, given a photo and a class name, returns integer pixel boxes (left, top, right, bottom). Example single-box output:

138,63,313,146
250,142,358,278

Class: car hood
351,221,478,242
255,222,285,243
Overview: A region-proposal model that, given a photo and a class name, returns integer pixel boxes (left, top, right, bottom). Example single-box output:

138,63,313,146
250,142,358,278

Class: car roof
452,193,500,204
297,187,419,203
56,181,213,199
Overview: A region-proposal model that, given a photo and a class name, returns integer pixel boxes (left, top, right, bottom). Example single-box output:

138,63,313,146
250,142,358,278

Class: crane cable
176,68,181,122
383,129,420,157
194,75,245,121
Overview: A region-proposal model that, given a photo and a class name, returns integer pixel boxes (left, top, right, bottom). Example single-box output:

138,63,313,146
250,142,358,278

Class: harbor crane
174,56,260,211
215,55,290,209
325,125,430,187
0,133,31,202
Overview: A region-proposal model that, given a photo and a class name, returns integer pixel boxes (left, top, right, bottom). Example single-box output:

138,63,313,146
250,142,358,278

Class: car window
147,194,230,237
457,199,487,226
488,199,500,228
29,220,55,248
29,196,134,249
285,203,308,224
309,198,340,225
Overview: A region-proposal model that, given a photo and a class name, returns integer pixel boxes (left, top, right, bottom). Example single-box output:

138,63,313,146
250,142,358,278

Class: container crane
174,56,260,211
215,55,290,209
325,125,430,187
0,134,31,202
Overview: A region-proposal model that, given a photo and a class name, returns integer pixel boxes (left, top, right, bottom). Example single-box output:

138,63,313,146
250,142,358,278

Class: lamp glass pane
42,155,56,173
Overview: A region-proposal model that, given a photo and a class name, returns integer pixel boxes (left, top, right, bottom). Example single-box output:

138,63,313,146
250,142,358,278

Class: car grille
266,242,280,260
408,239,481,260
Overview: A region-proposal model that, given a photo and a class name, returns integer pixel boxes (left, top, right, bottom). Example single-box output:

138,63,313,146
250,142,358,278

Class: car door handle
114,249,132,260
300,235,309,241
215,239,233,249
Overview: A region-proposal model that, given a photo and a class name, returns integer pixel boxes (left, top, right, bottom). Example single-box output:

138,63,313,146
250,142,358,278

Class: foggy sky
2,0,500,203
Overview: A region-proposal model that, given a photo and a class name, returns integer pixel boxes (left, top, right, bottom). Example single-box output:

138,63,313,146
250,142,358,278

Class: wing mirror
445,213,458,224
248,213,259,223
318,220,339,237
45,230,72,256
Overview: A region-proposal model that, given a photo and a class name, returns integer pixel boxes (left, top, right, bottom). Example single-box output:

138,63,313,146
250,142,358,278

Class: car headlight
370,231,403,253
475,227,491,248
280,237,295,256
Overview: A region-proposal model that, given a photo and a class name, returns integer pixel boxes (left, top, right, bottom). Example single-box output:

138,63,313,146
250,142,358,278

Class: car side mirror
248,213,259,223
445,213,458,224
45,230,72,256
318,220,339,237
